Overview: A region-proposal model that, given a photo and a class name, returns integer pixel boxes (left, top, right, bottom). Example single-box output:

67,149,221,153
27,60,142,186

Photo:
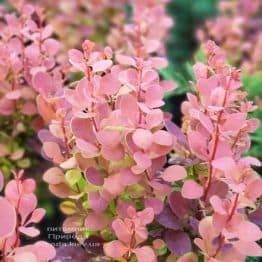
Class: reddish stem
13,179,22,249
212,235,225,258
231,130,241,150
227,193,239,222
211,193,239,258
2,239,7,260
137,67,143,124
203,77,232,202
61,117,70,157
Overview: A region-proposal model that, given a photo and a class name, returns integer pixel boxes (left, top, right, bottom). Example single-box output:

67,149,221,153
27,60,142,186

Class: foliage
0,0,261,261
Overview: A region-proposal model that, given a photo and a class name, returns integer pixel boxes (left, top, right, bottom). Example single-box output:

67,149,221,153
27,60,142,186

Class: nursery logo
83,236,104,256
47,227,105,261
47,226,78,247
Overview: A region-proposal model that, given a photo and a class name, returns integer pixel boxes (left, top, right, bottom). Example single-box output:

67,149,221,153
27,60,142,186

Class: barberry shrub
0,0,261,262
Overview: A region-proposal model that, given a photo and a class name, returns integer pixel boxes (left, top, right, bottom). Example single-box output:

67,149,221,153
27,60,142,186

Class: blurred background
0,0,261,260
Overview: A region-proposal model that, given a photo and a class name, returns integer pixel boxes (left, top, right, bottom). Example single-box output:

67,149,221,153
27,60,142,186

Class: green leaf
107,200,116,217
156,246,168,256
65,169,82,187
17,158,31,168
60,201,78,215
126,184,145,198
101,228,115,242
82,200,89,209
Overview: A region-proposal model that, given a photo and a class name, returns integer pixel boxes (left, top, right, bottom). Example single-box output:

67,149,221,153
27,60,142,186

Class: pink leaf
234,240,262,256
144,198,164,215
212,157,236,171
22,179,36,194
42,24,53,39
198,217,219,247
28,208,46,224
161,80,177,92
245,179,262,201
99,73,120,95
103,174,124,196
210,195,227,215
188,131,208,160
33,241,56,261
119,94,139,124
103,240,128,259
49,184,73,199
19,194,37,224
240,156,261,167
43,38,60,56
142,69,159,89
221,113,246,132
119,169,140,186
76,139,99,157
190,109,214,133
145,85,164,108
146,109,164,129
133,151,152,169
71,118,96,142
181,180,203,199
193,62,208,79
132,129,153,150
5,180,20,202
153,130,173,146
150,57,168,69
43,167,64,185
162,165,187,182
138,208,155,225
96,129,121,148
115,54,136,66
235,220,262,242
133,246,157,262
60,157,77,170
197,76,219,97
19,226,40,237
112,219,132,244
68,49,85,71
43,141,64,163
12,252,38,262
36,96,55,123
101,144,125,161
92,59,112,73
32,72,54,99
0,197,16,238
85,213,109,230
85,167,104,186
88,192,108,213
145,39,160,53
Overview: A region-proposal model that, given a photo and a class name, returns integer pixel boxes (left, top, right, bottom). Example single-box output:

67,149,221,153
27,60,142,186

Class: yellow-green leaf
126,184,145,198
60,201,77,215
105,125,133,132
65,169,82,186
108,154,134,172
